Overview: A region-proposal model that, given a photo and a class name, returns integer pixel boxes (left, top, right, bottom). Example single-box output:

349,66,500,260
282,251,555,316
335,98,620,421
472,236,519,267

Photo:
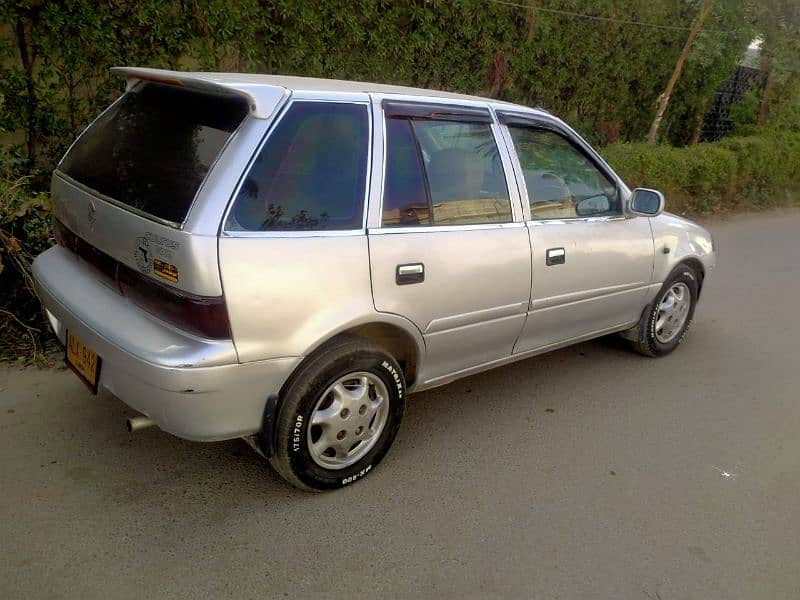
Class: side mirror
575,194,611,217
629,188,665,217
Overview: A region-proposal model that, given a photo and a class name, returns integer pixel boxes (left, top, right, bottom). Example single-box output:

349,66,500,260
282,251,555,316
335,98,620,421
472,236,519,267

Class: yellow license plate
65,330,101,393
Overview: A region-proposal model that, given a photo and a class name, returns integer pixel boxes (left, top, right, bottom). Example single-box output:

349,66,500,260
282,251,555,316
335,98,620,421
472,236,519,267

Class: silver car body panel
32,68,716,441
50,173,225,296
650,212,716,282
492,106,665,352
219,234,375,361
33,245,300,440
368,225,532,382
218,94,386,365
419,321,636,390
515,216,656,352
35,246,237,367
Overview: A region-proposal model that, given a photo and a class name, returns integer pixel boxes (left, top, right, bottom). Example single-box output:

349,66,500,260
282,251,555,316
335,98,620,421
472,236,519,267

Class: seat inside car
427,148,483,202
524,170,575,219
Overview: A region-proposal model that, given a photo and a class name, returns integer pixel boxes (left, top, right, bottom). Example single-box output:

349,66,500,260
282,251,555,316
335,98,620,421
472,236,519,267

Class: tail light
53,219,231,339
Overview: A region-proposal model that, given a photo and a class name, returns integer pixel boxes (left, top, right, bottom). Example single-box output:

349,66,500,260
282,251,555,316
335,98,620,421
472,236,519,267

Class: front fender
649,212,715,285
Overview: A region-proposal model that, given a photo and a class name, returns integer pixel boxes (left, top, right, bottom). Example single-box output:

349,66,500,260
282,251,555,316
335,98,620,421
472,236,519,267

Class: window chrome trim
367,97,387,229
290,90,372,103
489,104,529,222
526,215,628,226
220,97,371,237
368,222,526,235
222,229,365,239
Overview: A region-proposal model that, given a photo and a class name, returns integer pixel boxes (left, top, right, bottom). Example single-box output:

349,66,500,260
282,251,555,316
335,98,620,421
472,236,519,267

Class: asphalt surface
2,210,800,599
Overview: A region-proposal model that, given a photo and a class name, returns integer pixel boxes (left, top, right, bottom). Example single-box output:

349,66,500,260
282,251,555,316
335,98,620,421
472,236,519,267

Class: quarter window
508,127,620,220
383,117,511,226
226,102,369,231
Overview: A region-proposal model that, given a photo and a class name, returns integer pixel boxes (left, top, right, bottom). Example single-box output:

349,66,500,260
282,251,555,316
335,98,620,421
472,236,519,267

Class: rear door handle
546,247,565,266
396,263,425,285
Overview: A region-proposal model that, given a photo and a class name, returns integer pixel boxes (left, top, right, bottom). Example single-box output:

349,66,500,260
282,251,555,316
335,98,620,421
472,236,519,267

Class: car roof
112,67,547,119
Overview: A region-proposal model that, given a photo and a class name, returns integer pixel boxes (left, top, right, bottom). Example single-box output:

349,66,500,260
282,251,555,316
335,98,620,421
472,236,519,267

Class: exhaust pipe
126,416,155,433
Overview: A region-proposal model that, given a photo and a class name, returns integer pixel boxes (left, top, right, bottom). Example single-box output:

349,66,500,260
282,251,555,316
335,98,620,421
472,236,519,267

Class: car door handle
396,263,425,285
546,247,565,266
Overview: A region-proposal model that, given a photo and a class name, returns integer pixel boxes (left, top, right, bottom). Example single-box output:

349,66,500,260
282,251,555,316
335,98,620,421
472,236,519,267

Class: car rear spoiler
111,67,286,119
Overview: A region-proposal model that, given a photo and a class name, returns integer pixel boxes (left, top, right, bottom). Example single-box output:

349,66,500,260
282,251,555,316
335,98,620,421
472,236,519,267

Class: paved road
2,210,800,599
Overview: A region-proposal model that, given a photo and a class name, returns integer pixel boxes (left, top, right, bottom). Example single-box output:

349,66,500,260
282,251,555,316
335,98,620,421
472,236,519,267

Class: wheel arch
294,316,425,390
677,256,706,298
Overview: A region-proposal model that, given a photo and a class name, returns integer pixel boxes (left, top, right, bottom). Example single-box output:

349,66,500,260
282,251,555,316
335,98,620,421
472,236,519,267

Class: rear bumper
33,246,300,441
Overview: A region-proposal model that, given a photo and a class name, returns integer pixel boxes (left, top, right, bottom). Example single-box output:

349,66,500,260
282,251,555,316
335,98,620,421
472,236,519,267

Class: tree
752,0,800,129
647,0,715,144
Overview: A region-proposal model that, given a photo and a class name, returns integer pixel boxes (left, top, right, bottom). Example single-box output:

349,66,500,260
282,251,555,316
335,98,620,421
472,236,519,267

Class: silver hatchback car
33,68,715,491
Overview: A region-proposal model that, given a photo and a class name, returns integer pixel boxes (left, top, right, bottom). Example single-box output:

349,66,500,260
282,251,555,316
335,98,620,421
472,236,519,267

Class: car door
497,112,655,353
367,98,531,385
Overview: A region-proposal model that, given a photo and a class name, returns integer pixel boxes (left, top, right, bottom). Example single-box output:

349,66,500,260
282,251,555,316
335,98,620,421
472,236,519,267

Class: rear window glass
225,102,369,232
59,82,248,224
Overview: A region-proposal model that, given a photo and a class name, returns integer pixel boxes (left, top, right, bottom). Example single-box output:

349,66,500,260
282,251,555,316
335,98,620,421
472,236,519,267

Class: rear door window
382,116,511,226
59,82,248,225
226,102,370,232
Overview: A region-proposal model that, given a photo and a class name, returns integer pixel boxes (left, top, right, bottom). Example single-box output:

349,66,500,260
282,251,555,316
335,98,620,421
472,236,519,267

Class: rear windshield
59,81,248,224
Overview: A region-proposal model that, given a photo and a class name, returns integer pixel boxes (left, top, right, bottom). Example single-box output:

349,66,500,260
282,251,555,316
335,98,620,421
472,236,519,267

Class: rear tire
268,336,406,491
628,265,699,358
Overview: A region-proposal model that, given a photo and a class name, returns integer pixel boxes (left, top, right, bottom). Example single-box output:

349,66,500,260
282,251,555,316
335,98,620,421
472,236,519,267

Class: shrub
0,175,54,362
601,133,800,214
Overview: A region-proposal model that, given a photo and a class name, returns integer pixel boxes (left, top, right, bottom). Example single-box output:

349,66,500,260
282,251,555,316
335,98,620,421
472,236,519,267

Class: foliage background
0,0,777,178
0,0,798,360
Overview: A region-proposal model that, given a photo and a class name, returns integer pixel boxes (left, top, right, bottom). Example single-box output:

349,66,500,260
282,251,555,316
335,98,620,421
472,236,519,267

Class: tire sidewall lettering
291,414,304,453
282,352,406,490
342,464,372,486
381,360,404,399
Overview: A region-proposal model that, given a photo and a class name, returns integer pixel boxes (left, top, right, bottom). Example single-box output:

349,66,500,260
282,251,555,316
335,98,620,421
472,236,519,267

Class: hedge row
1,0,756,182
601,133,800,214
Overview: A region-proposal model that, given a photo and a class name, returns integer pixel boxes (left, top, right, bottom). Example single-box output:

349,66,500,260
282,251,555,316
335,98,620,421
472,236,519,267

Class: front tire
268,336,406,491
629,266,699,357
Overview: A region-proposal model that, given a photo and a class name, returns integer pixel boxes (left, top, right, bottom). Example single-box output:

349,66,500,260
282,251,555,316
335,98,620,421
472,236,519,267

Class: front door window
507,126,619,220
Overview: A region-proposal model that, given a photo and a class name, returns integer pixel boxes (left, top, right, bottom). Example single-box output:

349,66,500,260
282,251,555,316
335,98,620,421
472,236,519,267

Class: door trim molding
413,319,637,392
425,301,529,334
531,282,655,312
